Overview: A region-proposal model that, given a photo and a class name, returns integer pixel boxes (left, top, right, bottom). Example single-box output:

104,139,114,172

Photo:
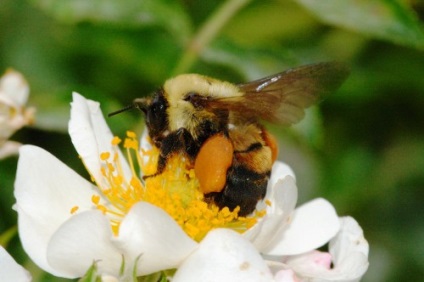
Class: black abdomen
212,164,270,216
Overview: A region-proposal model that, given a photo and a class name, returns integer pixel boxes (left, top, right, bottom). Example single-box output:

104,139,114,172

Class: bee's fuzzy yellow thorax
164,74,242,101
163,74,242,133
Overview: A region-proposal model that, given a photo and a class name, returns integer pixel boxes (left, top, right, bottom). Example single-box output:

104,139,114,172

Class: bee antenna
108,104,136,117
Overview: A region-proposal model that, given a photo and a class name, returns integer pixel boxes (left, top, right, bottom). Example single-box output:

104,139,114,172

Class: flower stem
171,0,252,76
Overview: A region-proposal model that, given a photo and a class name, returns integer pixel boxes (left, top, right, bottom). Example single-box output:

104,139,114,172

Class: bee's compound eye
145,93,168,135
151,95,166,113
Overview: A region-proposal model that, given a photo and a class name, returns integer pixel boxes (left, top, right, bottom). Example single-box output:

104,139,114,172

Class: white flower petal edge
0,246,31,282
285,217,369,282
46,211,123,278
269,161,296,185
173,229,273,282
245,161,297,247
245,162,339,257
14,145,102,275
114,202,198,276
0,69,29,107
274,269,299,282
244,174,297,251
140,129,152,151
69,92,131,186
257,161,297,212
264,198,340,256
0,140,21,159
0,69,34,159
330,217,369,275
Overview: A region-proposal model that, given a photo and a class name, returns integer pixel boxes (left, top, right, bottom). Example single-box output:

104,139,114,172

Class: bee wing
220,62,350,125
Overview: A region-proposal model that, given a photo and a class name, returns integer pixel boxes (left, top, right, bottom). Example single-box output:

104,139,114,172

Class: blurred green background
1,0,423,281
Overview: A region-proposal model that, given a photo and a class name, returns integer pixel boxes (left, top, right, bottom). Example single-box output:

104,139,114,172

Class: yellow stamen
100,152,110,161
79,132,266,241
111,136,121,145
126,131,136,138
70,206,79,214
91,194,100,205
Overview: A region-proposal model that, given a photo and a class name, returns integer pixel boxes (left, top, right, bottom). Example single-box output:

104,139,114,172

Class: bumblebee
109,62,349,216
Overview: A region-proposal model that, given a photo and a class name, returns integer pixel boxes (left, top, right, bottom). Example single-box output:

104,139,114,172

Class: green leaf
0,226,17,247
138,272,164,282
372,138,424,194
78,261,102,282
30,0,192,44
224,1,320,46
295,0,424,49
119,255,126,277
202,39,297,81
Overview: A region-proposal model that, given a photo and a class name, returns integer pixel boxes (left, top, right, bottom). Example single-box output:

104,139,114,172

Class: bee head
132,91,170,144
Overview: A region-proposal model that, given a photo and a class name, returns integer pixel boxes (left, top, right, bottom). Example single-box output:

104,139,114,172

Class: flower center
75,131,264,242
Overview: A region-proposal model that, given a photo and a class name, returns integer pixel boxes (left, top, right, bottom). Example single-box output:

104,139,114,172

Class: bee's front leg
143,128,198,179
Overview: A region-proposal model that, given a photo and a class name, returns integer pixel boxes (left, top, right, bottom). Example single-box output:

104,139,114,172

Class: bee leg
143,128,198,179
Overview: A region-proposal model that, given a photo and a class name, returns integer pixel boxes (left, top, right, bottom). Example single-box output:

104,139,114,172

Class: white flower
174,217,369,282
282,217,369,282
14,145,197,278
173,228,274,282
0,246,31,282
245,166,341,257
15,93,197,278
0,69,35,159
14,93,366,280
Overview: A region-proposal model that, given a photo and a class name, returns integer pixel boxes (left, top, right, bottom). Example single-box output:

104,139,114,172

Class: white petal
101,275,120,282
285,217,369,282
0,69,29,106
68,92,131,186
282,251,333,276
0,140,21,159
139,129,152,174
245,176,297,251
173,229,273,282
267,176,298,216
327,217,369,281
100,275,120,282
47,210,123,278
14,145,102,275
330,217,369,265
114,202,197,275
140,129,152,152
264,198,340,256
15,209,61,276
256,161,295,212
269,161,296,187
274,269,299,282
0,246,31,282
